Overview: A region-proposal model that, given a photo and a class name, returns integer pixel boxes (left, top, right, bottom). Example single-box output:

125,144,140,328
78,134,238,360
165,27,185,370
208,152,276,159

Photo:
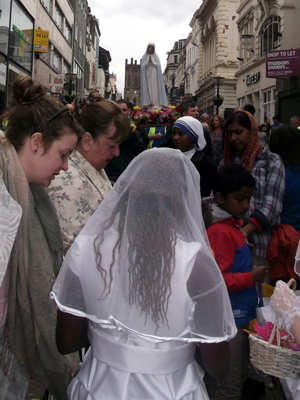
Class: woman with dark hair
222,110,285,398
0,76,84,399
47,93,131,252
269,126,300,232
50,148,236,400
222,110,285,267
209,115,225,161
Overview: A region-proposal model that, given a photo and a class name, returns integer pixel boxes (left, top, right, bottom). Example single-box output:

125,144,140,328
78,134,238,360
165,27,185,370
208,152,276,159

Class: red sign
266,49,299,78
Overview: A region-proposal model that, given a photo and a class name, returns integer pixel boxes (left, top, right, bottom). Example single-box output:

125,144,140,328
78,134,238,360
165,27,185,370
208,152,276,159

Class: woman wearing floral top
47,94,131,252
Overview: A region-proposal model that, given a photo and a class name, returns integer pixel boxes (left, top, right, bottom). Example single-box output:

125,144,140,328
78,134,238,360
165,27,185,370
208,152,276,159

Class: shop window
260,16,281,56
10,0,34,72
262,90,274,120
0,0,10,55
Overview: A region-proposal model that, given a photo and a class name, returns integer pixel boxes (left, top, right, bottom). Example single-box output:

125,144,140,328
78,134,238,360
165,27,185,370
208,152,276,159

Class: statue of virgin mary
140,43,168,109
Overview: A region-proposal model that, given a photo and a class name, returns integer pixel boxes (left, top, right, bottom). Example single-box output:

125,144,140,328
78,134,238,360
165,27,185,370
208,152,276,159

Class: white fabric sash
90,326,197,375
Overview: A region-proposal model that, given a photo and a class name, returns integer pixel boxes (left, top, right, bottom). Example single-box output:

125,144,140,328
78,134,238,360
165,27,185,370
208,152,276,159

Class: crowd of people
1,75,300,400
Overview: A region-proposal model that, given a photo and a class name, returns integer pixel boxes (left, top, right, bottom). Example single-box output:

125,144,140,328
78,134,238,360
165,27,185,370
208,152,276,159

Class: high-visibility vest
145,126,166,148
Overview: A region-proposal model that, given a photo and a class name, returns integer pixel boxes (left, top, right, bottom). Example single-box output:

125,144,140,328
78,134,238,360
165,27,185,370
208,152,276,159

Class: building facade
97,46,111,98
34,0,74,98
235,0,300,125
184,10,200,98
196,0,239,118
124,58,140,106
164,39,186,104
71,0,88,97
84,14,100,91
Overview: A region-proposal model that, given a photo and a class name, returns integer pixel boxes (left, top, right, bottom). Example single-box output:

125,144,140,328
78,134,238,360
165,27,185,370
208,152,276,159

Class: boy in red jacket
204,163,268,400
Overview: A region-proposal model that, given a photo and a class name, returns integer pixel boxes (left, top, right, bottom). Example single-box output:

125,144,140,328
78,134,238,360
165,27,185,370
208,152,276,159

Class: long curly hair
93,189,192,329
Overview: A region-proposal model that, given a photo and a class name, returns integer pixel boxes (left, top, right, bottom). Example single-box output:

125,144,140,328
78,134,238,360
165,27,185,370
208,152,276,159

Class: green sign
12,24,31,44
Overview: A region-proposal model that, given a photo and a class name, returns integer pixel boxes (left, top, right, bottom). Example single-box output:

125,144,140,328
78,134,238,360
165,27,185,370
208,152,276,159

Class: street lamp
212,76,225,115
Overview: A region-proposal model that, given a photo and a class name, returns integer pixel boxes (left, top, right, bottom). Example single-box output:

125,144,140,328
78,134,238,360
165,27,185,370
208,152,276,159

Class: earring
34,149,37,153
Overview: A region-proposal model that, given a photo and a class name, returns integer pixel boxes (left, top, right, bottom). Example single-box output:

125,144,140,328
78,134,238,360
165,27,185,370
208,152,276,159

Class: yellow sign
34,29,49,52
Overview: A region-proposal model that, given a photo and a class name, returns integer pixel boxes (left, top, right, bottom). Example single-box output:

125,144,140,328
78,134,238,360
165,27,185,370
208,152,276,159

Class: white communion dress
50,148,236,400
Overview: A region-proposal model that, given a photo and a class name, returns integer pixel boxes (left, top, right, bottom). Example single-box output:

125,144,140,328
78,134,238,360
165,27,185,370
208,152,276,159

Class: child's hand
251,264,268,282
249,243,255,255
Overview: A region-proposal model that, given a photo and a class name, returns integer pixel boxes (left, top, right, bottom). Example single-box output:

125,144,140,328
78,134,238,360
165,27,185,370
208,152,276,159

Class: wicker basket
250,278,300,379
249,308,300,380
249,328,300,379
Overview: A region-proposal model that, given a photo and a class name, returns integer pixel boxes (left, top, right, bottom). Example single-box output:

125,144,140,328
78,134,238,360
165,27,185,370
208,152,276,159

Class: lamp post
64,72,77,103
212,76,224,115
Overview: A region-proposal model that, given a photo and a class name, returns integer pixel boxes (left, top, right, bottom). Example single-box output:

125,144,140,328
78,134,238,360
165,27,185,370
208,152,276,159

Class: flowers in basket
252,322,300,351
131,105,181,125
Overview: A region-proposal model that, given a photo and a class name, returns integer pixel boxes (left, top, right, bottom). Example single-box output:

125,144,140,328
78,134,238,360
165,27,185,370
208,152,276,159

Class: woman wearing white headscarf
172,116,218,197
50,148,236,400
140,43,168,108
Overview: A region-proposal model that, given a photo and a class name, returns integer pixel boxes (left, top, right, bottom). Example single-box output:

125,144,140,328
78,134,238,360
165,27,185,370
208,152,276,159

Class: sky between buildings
88,0,202,94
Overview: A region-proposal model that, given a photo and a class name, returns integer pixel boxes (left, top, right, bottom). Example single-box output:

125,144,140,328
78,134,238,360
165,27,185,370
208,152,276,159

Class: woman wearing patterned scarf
222,110,285,268
0,76,84,400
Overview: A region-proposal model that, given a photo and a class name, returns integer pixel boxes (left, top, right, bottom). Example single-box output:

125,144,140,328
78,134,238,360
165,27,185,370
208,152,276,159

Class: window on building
40,48,50,64
260,16,281,55
40,0,51,12
64,61,71,75
79,31,82,49
55,5,63,29
64,21,72,43
83,36,86,55
75,22,78,41
174,55,178,64
52,50,61,71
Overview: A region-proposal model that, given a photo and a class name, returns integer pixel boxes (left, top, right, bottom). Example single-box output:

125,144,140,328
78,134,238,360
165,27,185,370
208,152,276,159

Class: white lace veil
51,148,236,342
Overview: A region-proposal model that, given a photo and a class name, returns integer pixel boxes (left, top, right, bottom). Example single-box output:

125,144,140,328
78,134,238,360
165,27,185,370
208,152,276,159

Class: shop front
236,59,276,125
0,0,34,111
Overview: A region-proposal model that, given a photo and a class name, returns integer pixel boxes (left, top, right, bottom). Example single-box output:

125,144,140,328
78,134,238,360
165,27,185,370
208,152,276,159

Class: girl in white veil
51,148,236,400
